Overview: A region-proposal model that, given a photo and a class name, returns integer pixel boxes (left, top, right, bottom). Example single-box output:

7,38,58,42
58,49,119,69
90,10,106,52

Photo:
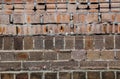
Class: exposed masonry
0,0,120,79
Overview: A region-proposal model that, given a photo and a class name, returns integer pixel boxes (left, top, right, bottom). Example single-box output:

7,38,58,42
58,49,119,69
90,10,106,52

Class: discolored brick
88,72,100,79
16,73,28,79
44,52,57,60
105,35,114,49
14,36,23,50
15,52,29,60
109,61,120,69
58,51,71,60
87,51,100,60
45,73,57,79
31,73,42,79
100,51,114,60
59,72,71,79
73,72,86,79
45,36,53,49
102,72,115,79
13,14,25,24
75,36,83,49
4,36,13,50
24,36,33,50
55,36,64,49
34,36,44,49
0,14,9,24
1,74,14,79
85,36,93,50
65,36,74,49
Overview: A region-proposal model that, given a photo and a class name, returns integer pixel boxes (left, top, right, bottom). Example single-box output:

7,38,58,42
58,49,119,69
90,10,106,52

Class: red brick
0,14,9,24
86,13,98,23
24,36,33,50
13,14,25,24
105,35,114,49
14,0,24,3
15,52,29,60
16,73,28,79
85,36,94,50
1,74,14,79
14,36,23,50
102,72,115,79
73,72,86,79
68,4,76,13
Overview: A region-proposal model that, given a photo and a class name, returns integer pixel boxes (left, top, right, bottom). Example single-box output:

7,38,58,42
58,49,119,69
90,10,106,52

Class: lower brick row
0,61,120,71
0,71,120,79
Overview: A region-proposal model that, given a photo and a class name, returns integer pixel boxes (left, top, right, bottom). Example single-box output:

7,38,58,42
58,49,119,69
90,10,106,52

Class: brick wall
0,0,120,79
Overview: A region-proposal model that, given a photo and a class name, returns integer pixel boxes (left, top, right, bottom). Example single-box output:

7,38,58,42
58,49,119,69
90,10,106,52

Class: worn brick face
73,72,86,79
24,36,33,50
31,73,42,79
45,73,57,79
1,74,14,79
102,72,115,79
4,37,13,50
59,72,71,79
87,72,100,79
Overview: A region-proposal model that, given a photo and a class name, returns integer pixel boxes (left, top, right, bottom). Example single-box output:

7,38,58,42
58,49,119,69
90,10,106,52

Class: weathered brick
45,36,54,49
94,35,104,49
45,73,57,79
116,51,120,60
29,52,43,61
0,14,9,24
0,52,15,61
15,52,29,60
34,36,44,49
16,73,28,79
73,72,86,79
109,61,120,69
59,72,71,79
58,51,71,60
68,4,76,13
44,52,57,60
71,50,86,60
75,36,83,49
115,35,120,49
23,62,51,70
51,61,78,70
105,35,114,49
65,36,74,49
101,51,114,60
14,36,23,50
31,73,42,79
55,36,64,49
87,51,100,61
13,14,25,24
80,61,108,69
4,36,13,50
88,72,100,79
1,74,14,79
102,72,115,79
24,36,33,50
0,62,21,71
85,36,93,50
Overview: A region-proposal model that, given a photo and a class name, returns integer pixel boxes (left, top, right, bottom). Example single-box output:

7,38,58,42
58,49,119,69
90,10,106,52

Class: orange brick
79,14,86,23
86,13,98,23
57,4,67,9
47,4,56,9
46,0,56,3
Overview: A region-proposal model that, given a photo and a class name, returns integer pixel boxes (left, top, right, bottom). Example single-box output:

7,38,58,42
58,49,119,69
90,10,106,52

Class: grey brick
34,36,44,49
4,37,13,50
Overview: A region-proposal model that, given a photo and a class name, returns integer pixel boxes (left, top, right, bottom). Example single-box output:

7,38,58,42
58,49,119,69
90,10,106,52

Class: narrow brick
88,72,100,79
73,72,86,79
105,35,114,49
85,36,93,50
115,35,120,49
44,52,57,60
45,36,53,49
14,36,23,50
45,73,57,79
59,72,71,79
16,73,28,79
31,73,42,79
24,36,33,50
65,36,74,49
34,36,44,49
71,50,86,61
55,36,64,49
102,72,115,79
29,52,43,61
80,61,107,69
94,35,104,49
1,74,14,79
4,36,13,50
75,36,83,49
58,51,71,60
